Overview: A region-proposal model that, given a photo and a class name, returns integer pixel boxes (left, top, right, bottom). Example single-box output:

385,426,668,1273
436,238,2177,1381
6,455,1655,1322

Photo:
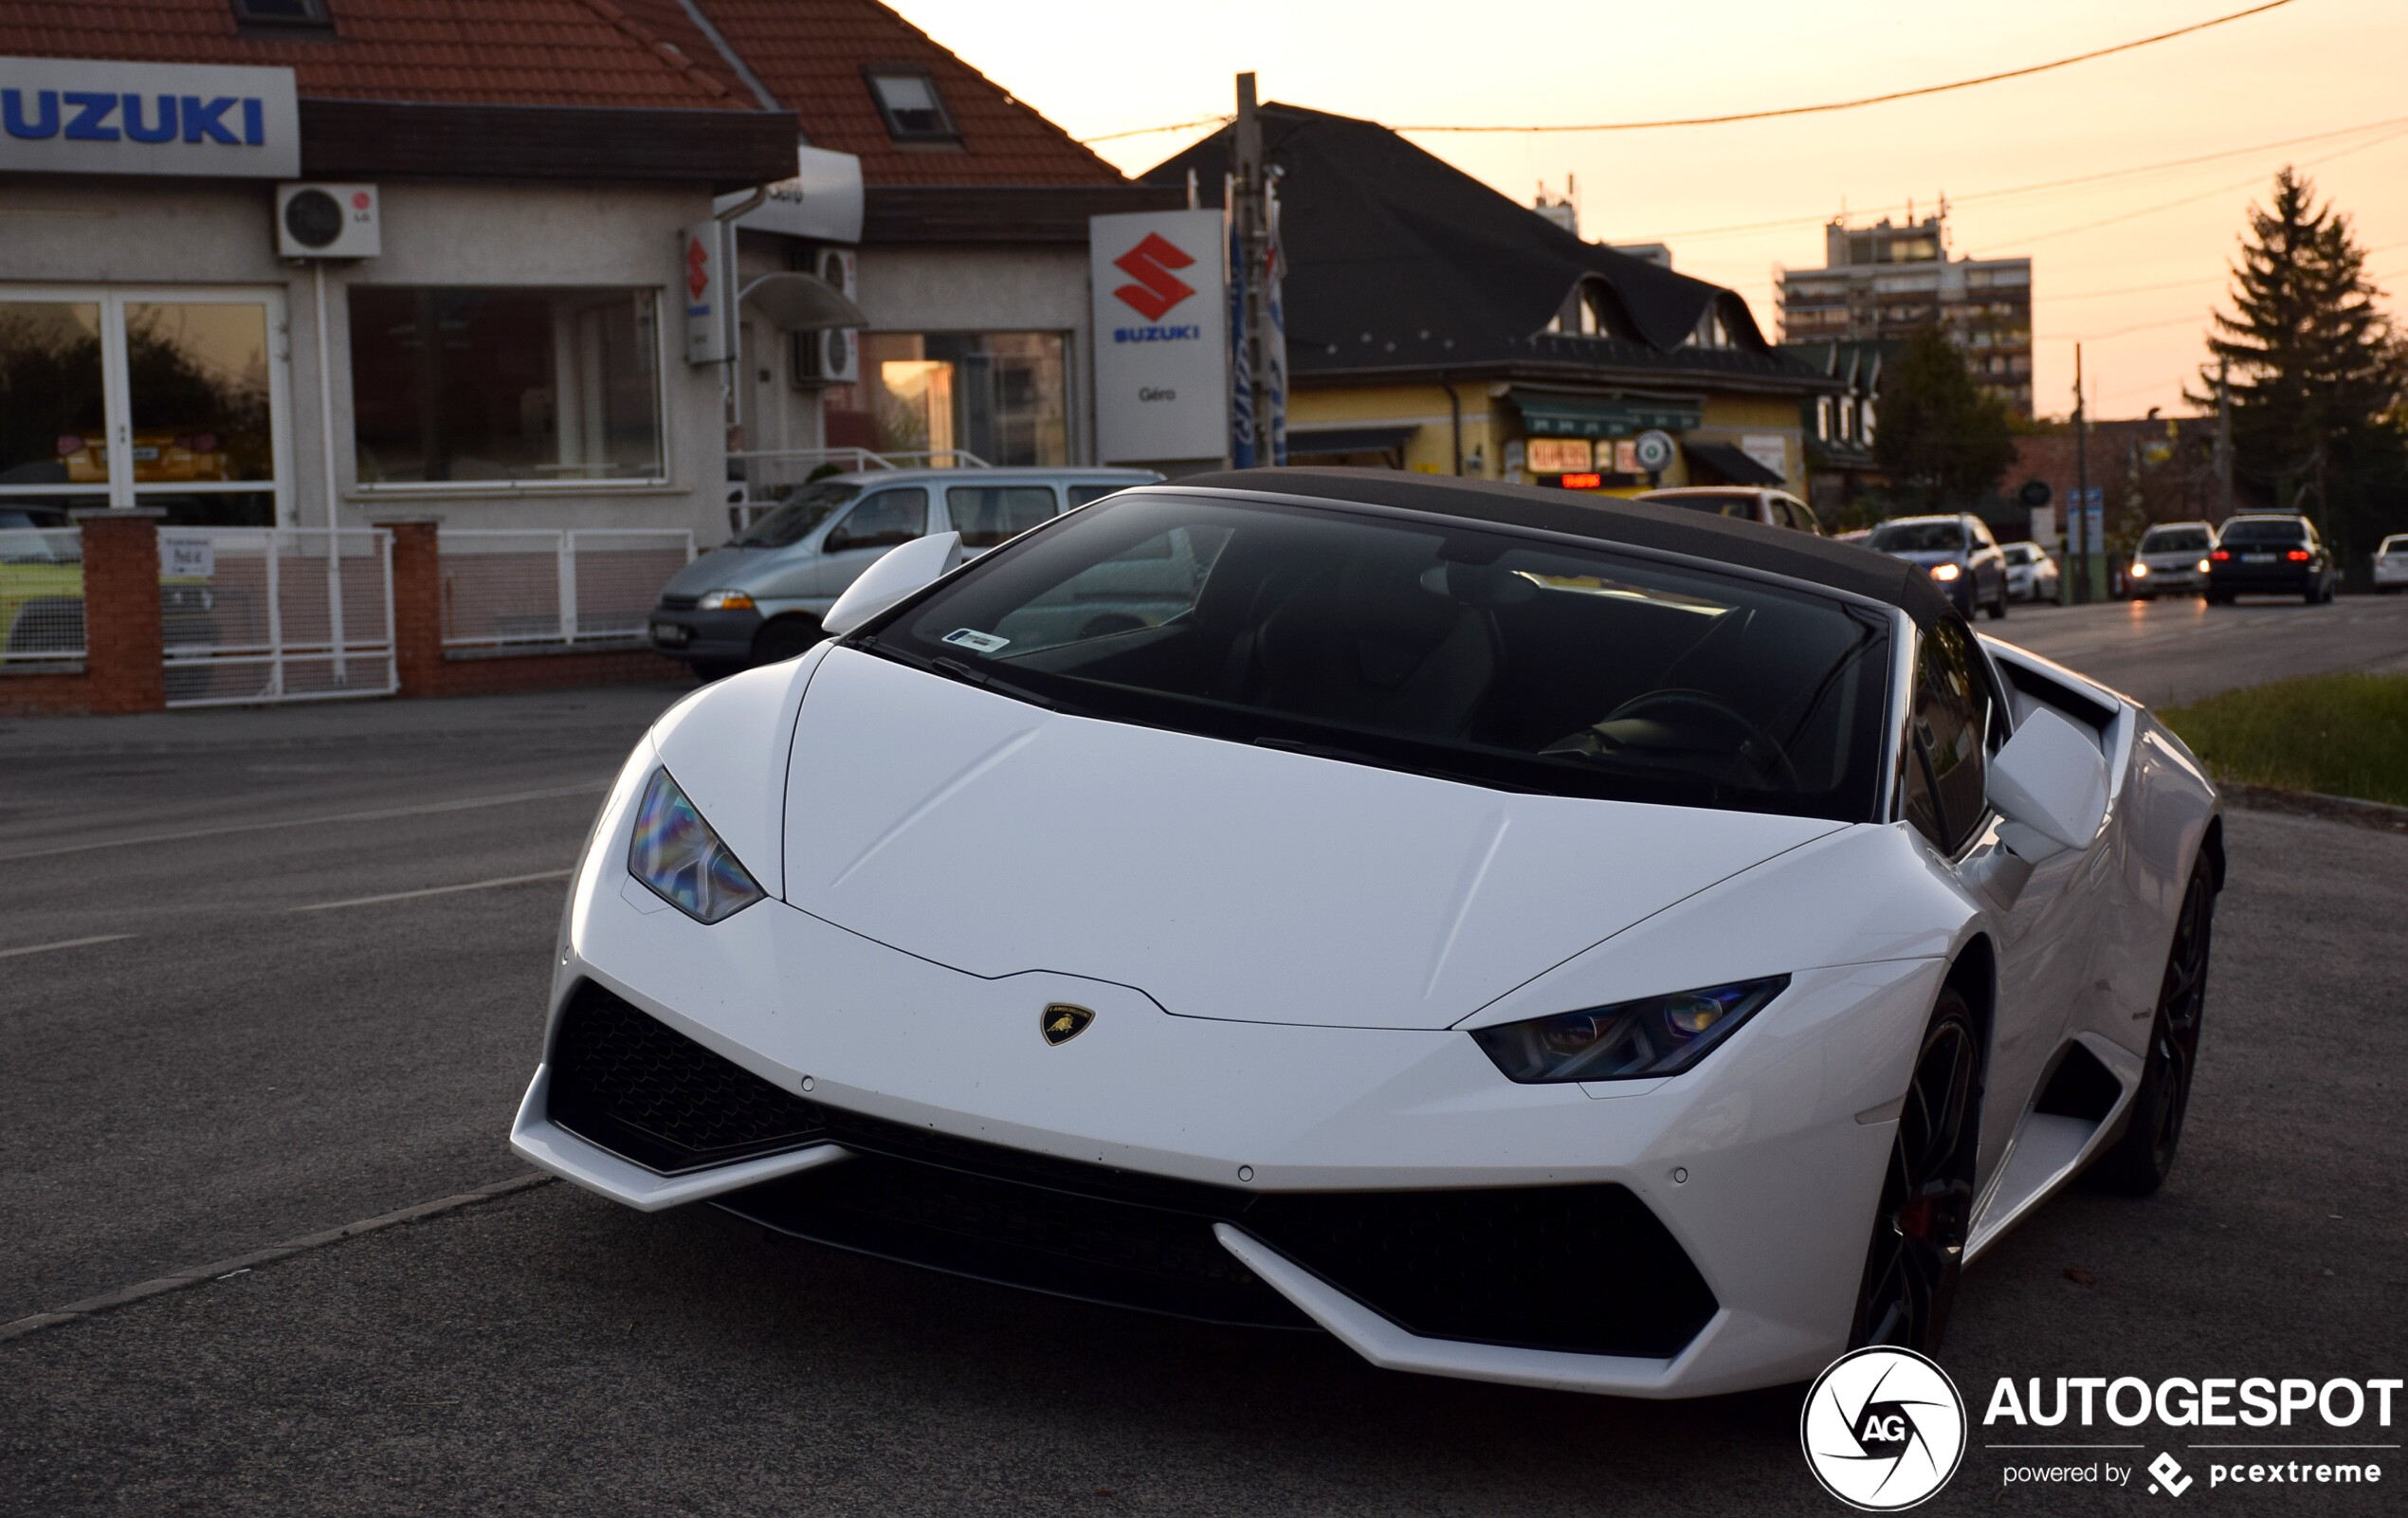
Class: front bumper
647,604,762,663
2131,565,2206,594
512,765,1941,1397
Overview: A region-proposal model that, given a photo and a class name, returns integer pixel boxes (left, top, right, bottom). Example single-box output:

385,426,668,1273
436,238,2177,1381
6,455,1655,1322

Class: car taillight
2286,549,2311,561
2210,549,2231,561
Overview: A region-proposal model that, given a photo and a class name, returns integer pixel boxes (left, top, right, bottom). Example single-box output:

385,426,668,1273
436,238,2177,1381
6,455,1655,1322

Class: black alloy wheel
1850,987,1983,1351
2089,856,2216,1195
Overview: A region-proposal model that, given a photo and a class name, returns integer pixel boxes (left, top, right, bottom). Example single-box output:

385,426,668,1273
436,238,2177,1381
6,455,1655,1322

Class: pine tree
1873,325,2016,509
2194,168,2408,572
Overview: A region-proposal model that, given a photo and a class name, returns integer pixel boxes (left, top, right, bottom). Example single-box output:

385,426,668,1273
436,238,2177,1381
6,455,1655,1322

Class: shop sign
0,57,298,177
1090,210,1228,462
683,221,728,366
1525,438,1592,475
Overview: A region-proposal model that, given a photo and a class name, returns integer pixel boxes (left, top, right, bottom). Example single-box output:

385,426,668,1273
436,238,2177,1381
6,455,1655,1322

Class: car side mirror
1985,706,2110,860
823,531,963,635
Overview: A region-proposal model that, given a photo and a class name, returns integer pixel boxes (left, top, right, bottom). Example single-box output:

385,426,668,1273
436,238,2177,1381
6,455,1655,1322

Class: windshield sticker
941,629,1011,653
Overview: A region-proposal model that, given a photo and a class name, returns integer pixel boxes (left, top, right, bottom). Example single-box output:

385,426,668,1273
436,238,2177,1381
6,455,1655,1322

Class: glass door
0,287,291,526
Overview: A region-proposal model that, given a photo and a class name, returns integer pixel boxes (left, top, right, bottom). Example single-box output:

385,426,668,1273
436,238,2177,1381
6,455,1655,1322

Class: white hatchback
2375,534,2408,593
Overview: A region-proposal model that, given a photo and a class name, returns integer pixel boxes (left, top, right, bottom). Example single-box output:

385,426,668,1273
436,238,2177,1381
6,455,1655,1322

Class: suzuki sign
0,57,299,177
1090,210,1227,464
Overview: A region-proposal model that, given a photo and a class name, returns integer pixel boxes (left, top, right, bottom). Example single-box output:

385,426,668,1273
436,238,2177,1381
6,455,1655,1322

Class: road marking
0,781,609,864
0,1173,556,1343
292,869,575,913
0,933,134,960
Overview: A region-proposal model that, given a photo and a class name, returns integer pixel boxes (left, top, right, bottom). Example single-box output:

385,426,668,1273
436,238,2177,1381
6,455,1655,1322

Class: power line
1079,0,2295,146
2046,238,2408,303
1401,1,2294,133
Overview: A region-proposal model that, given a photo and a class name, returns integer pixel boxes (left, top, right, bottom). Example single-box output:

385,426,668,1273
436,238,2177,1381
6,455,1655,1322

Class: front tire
2089,857,2216,1195
751,615,825,666
1850,986,1983,1351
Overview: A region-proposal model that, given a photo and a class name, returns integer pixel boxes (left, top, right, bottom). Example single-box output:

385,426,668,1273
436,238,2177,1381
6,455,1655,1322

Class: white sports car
512,469,2221,1399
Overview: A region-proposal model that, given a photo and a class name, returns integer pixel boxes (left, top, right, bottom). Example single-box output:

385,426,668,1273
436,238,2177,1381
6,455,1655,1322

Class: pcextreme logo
1801,1347,1969,1510
1111,231,1196,321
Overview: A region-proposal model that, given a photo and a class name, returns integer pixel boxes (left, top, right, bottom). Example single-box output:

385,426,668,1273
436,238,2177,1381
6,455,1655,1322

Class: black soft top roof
1173,467,1955,625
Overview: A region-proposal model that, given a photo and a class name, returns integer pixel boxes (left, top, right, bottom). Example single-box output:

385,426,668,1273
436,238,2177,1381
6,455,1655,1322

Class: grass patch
2159,671,2408,807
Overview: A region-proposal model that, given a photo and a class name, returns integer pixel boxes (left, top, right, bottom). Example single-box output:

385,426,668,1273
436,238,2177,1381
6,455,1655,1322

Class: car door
1965,518,2004,604
1896,617,2097,1181
809,486,931,600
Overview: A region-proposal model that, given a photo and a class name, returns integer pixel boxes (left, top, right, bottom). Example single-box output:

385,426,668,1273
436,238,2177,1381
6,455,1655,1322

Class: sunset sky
889,0,2408,422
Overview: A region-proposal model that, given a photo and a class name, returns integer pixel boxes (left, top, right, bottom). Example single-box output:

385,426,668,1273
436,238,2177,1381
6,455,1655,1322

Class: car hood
1881,548,1965,568
780,647,1845,1030
661,545,773,599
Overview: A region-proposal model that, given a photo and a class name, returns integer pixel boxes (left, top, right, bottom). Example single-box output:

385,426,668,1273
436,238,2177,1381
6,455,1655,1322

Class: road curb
0,1172,556,1344
2221,780,2408,834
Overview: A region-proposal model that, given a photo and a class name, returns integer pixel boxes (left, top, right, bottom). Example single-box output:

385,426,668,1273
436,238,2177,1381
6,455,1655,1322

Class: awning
1509,390,1703,439
738,272,868,332
1286,425,1419,455
1683,441,1785,487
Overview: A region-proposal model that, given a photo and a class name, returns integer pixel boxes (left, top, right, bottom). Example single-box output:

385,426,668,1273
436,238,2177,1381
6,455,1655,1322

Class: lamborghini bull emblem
1041,1003,1096,1046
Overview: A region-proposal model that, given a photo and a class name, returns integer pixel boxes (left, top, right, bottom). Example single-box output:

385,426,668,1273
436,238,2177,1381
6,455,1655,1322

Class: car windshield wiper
860,639,1087,717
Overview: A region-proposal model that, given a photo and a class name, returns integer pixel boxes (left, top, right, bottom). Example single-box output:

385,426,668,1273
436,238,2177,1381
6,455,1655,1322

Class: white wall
856,244,1095,464
0,174,729,540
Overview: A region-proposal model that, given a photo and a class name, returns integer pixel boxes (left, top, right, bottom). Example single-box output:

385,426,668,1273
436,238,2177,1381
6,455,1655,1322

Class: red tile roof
0,0,746,109
687,0,1130,187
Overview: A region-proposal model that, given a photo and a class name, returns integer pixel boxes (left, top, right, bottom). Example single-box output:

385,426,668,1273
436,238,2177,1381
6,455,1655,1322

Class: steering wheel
1560,687,1804,791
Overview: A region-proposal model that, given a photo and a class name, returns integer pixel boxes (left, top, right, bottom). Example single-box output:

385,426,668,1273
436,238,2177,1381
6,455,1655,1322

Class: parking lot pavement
4,805,2403,1515
1990,592,2408,709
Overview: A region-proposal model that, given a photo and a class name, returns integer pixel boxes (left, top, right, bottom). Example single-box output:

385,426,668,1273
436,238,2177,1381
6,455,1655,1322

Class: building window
349,287,664,486
230,0,332,25
827,333,1067,467
865,69,958,141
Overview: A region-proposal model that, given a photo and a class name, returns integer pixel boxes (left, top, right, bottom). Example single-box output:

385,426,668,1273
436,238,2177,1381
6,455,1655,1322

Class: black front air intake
546,981,824,1174
548,984,1719,1358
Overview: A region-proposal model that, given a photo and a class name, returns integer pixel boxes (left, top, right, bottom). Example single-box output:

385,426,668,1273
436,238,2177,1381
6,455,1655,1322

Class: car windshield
730,481,860,547
857,493,1893,821
2141,527,2211,553
2001,545,2033,564
1647,492,1758,519
2382,536,2408,554
1869,521,1965,553
2218,518,2308,544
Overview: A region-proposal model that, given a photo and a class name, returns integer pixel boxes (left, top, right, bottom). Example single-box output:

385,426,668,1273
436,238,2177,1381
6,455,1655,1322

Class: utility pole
1231,73,1273,467
2072,343,2090,605
2214,355,2235,520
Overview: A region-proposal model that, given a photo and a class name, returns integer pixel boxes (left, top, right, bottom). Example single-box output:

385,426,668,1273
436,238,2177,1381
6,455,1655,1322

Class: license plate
650,621,690,648
2240,553,2276,563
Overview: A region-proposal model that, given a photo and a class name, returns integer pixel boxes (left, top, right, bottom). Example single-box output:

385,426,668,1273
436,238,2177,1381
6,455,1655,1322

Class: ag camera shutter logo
1801,1347,1968,1510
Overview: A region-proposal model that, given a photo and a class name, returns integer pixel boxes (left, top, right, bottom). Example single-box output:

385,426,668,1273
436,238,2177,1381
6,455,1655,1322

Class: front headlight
629,768,765,923
2129,561,2149,577
696,589,756,612
1929,562,1962,582
2197,558,2212,574
1469,976,1789,1084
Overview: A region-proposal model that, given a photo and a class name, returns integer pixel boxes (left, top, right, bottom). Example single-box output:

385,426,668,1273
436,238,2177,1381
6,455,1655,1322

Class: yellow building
1147,105,1835,499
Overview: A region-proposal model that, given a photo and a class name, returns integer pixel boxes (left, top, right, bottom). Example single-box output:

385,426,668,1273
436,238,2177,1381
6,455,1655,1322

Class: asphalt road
3,611,2404,1515
1983,591,2408,709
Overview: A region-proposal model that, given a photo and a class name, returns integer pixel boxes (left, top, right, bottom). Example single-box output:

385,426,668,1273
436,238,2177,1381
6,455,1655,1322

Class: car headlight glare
2198,558,2212,574
696,589,756,612
2129,561,2149,576
1929,562,1962,581
628,767,764,923
1469,976,1789,1084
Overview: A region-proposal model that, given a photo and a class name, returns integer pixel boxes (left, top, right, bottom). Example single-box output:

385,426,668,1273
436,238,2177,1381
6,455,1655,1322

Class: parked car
1865,513,2010,619
2127,521,2216,599
1999,540,2060,603
515,467,2222,1395
1633,486,1825,535
2205,514,2339,604
648,466,1162,678
2374,533,2408,593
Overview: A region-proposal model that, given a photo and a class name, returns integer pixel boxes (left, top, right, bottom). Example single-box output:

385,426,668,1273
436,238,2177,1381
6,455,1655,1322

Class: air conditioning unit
276,183,380,259
814,247,857,301
794,325,859,387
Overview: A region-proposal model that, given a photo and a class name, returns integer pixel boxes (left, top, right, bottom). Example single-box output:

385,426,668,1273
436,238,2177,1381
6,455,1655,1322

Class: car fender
644,640,834,900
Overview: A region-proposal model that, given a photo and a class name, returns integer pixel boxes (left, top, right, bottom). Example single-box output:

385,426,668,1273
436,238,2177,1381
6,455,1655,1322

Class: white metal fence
161,528,396,707
438,529,695,650
0,525,86,666
724,448,990,533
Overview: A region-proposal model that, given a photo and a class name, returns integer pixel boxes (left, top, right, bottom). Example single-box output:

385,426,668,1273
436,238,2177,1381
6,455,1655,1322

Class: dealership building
0,0,1180,547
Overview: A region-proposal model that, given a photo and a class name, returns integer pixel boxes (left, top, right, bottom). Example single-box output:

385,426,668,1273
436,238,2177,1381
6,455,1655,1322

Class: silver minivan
648,466,1161,677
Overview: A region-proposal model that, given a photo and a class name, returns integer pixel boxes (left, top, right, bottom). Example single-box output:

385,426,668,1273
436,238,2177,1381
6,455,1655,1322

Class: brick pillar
70,509,166,714
385,519,444,698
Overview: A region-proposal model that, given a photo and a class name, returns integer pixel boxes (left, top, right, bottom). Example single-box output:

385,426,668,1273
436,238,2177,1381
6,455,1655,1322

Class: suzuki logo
1112,232,1195,320
685,236,711,302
